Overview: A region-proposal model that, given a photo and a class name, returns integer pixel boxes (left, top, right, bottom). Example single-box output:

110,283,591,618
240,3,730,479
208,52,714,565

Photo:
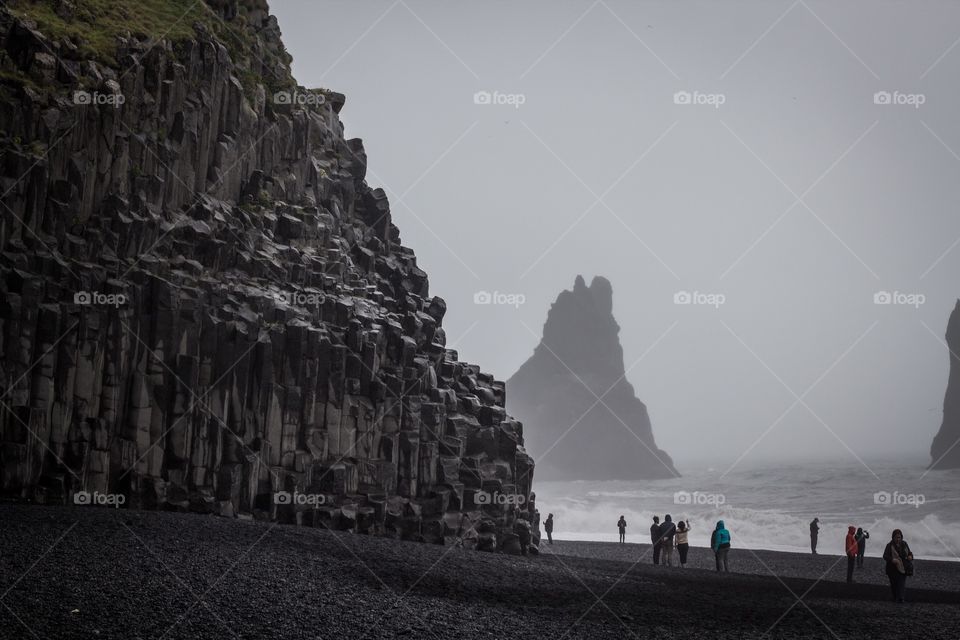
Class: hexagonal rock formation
930,300,960,470
0,0,535,549
508,276,678,480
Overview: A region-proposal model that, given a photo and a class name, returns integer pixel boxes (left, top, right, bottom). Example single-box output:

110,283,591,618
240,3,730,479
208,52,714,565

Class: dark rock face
0,1,535,547
930,300,960,470
507,276,678,480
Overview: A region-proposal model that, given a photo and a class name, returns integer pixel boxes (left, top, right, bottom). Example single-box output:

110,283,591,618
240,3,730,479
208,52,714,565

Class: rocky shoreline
2,505,958,639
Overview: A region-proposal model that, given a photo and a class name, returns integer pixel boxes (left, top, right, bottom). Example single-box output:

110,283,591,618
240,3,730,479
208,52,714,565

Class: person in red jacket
845,525,859,583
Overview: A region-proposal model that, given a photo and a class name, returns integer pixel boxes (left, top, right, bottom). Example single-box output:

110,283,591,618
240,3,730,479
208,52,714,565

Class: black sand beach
1,506,958,639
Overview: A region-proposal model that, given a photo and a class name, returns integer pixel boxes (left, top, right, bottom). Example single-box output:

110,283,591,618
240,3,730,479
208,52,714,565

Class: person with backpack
883,529,914,603
650,516,664,564
711,520,731,572
855,527,869,567
659,514,677,566
616,515,626,543
544,513,554,545
675,520,691,567
845,526,858,583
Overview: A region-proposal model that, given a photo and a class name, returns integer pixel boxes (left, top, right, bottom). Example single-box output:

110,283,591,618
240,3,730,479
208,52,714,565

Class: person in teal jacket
711,520,731,572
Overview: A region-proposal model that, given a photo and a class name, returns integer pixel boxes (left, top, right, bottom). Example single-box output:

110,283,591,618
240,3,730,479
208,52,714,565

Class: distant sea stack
930,300,960,469
507,276,678,480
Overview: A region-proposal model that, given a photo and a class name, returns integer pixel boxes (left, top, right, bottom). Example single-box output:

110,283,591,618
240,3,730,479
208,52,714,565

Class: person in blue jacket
711,520,731,572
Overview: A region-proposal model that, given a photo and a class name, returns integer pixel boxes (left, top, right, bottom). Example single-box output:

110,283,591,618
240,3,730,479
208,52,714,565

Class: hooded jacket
711,520,731,552
845,526,858,557
659,514,677,543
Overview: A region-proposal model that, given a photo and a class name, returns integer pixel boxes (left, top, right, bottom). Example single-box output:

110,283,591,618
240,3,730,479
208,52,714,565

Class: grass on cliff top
8,0,212,63
6,0,294,94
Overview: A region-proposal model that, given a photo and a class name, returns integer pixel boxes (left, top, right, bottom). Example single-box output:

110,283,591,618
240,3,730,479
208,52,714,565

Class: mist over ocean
536,458,960,560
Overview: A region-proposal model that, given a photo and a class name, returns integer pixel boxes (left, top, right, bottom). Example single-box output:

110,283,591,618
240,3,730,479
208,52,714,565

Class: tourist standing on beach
845,526,858,583
544,513,554,545
809,518,820,554
711,520,731,572
660,515,677,566
883,529,914,603
650,516,662,564
617,515,626,543
675,520,690,567
855,528,869,567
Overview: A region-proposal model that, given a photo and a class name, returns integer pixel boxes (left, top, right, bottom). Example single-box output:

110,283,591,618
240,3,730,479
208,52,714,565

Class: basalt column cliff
0,0,535,549
930,300,960,470
508,276,678,480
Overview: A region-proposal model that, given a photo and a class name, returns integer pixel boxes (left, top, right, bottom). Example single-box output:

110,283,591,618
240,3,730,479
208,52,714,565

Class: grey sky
270,0,960,468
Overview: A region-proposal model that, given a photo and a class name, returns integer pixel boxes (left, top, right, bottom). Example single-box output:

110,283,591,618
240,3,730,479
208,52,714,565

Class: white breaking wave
533,462,960,561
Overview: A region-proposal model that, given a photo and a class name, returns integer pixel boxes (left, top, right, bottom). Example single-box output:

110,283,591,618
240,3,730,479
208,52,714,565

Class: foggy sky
269,0,960,469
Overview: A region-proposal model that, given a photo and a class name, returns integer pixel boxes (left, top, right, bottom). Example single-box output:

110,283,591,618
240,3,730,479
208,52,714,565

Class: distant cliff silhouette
507,276,678,480
930,300,960,469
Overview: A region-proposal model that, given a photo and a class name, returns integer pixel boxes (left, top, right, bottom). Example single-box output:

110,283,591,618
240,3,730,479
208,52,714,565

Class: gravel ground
1,505,957,640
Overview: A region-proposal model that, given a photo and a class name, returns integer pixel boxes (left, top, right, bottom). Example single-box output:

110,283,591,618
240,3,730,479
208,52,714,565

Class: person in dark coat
650,516,662,564
845,526,858,583
617,515,626,543
883,529,913,603
544,513,554,545
809,518,820,554
855,528,869,567
659,514,677,566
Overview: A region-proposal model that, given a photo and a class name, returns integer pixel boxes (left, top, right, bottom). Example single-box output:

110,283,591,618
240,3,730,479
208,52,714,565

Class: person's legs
678,544,688,565
888,574,898,601
548,531,553,544
857,549,864,567
846,555,855,583
715,551,721,572
653,542,661,565
811,537,817,554
664,543,673,566
721,547,729,572
896,575,907,602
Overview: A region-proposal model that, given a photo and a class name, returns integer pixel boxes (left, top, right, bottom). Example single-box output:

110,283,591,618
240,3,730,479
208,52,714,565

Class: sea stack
0,0,534,548
507,276,678,480
930,300,960,469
